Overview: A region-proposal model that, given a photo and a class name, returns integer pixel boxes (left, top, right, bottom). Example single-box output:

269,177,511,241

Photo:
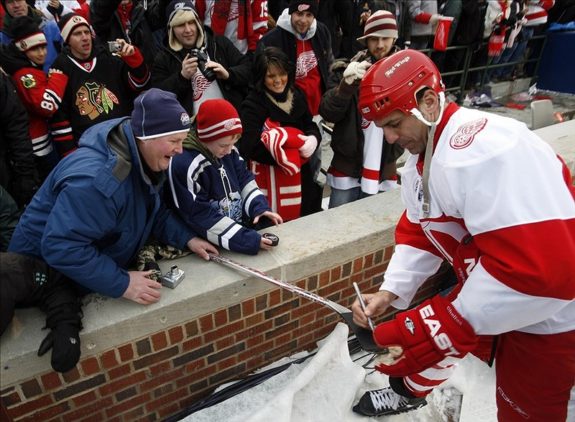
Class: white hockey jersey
382,104,575,336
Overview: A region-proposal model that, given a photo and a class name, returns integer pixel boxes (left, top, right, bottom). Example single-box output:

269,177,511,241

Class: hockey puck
262,233,279,246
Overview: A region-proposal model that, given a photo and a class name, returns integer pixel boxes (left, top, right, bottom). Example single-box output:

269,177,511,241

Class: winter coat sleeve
0,72,40,207
319,82,357,124
151,51,191,102
12,68,68,118
214,35,252,90
39,174,132,297
230,148,271,219
48,55,77,158
151,200,198,251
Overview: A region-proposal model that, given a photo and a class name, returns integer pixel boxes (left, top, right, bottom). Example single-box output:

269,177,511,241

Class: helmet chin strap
409,91,446,218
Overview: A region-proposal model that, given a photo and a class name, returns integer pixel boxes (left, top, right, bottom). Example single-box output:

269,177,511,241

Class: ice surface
181,323,497,422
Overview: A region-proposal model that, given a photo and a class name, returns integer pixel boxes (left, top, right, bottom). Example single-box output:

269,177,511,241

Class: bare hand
122,270,162,305
352,290,398,328
253,210,283,226
48,0,60,8
204,61,229,80
115,39,135,57
181,54,199,80
187,237,218,260
260,236,275,250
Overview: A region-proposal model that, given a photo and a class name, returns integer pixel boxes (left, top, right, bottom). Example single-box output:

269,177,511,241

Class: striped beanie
357,10,398,44
8,16,47,52
58,13,91,44
196,99,242,143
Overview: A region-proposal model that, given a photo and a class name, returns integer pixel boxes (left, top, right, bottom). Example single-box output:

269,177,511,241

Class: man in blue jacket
2,88,217,372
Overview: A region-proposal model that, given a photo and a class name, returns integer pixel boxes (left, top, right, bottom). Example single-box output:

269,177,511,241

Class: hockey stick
209,253,381,352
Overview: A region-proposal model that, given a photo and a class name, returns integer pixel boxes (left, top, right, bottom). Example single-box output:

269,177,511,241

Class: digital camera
160,265,185,289
108,41,122,54
143,262,185,289
191,48,217,82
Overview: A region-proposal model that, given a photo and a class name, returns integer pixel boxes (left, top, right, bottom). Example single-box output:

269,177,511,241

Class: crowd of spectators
0,0,573,373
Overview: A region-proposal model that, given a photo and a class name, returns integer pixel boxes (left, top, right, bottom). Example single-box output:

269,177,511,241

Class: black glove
38,323,81,373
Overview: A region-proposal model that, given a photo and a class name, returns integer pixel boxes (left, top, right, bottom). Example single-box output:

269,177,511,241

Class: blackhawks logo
75,81,119,120
21,74,37,89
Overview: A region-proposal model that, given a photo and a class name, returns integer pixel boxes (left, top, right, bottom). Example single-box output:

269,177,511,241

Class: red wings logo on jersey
192,72,212,101
296,50,318,79
449,118,487,149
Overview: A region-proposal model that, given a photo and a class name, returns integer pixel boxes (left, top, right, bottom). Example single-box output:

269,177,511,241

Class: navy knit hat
131,89,190,140
288,0,318,16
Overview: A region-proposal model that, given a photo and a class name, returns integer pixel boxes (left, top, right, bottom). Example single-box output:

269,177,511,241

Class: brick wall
0,246,446,422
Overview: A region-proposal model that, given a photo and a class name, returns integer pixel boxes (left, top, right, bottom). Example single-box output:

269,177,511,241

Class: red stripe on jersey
395,212,444,258
475,218,575,300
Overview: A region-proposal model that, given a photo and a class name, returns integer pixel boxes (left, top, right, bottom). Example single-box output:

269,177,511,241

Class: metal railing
417,33,548,101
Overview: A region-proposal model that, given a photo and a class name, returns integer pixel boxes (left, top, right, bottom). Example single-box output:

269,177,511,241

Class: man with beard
319,10,404,208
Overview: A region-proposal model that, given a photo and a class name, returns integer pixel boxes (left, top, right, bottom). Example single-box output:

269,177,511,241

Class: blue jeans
328,187,371,208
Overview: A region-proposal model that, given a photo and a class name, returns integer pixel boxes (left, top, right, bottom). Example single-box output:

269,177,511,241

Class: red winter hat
196,99,243,143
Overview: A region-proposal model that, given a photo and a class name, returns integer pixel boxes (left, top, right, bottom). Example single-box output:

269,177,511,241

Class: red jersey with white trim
12,67,67,158
382,104,575,336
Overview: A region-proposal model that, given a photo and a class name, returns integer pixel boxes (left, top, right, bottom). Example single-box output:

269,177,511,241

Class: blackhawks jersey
50,44,149,157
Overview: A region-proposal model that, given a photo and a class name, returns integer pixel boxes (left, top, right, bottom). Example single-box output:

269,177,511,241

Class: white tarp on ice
183,323,497,422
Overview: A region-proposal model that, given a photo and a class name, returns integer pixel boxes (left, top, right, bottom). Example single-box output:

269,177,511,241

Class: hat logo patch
223,118,236,130
72,16,83,24
174,2,186,10
180,112,190,126
297,4,310,12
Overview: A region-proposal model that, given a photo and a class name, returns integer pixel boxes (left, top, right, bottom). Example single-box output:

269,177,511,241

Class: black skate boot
353,387,427,417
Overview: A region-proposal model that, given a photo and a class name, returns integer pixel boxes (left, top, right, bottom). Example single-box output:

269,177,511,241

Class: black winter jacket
319,51,404,180
151,28,252,114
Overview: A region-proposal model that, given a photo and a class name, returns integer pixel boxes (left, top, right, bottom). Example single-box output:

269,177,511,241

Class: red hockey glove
372,295,478,377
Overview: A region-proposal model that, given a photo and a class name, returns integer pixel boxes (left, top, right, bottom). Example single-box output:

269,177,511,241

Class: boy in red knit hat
167,98,282,255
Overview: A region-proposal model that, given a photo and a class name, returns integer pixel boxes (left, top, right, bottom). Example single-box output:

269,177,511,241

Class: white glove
298,134,318,159
343,60,371,85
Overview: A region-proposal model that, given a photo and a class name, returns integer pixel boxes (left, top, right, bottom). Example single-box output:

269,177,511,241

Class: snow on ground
181,323,497,422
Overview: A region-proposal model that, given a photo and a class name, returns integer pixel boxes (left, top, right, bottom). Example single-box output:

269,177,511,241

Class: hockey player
351,49,575,420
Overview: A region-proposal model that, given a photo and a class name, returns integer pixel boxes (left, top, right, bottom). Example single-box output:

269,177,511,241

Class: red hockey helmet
359,49,444,122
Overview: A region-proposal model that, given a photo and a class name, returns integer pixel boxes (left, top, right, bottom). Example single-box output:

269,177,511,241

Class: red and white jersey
383,104,575,336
